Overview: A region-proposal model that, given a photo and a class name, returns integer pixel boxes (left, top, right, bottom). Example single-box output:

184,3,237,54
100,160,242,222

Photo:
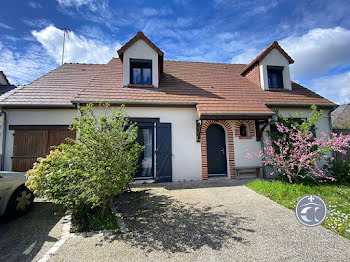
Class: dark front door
206,124,227,176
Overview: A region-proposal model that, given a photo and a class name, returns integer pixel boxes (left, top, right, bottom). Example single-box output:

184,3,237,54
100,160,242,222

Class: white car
0,171,34,216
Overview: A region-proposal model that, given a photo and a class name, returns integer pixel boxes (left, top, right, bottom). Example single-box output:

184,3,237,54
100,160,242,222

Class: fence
333,128,350,163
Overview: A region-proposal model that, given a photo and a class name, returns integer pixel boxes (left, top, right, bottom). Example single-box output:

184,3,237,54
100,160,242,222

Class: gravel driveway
51,179,350,262
0,199,65,262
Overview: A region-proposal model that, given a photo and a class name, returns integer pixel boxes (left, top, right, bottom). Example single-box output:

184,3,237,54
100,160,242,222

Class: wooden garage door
11,127,76,172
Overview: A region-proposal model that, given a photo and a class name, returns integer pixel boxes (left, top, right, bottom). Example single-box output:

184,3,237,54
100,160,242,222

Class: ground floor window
135,123,154,178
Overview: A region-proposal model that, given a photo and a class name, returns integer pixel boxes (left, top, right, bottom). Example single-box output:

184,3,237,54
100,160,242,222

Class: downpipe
0,107,7,171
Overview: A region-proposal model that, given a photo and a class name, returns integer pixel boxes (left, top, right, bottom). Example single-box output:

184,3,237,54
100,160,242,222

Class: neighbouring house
0,32,336,182
0,71,17,169
332,104,350,129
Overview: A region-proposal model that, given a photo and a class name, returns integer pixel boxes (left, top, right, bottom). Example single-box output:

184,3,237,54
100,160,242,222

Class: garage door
11,126,76,172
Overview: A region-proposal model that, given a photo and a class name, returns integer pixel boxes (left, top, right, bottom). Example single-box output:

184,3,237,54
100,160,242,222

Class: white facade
259,48,292,91
2,106,332,181
122,39,159,88
3,107,202,182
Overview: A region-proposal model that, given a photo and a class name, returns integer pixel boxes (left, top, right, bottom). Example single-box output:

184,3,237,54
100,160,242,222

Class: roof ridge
63,62,107,65
164,60,247,66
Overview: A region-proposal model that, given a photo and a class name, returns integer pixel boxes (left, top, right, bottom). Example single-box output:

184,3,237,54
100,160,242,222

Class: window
270,118,316,137
130,59,152,85
267,66,284,89
239,124,248,137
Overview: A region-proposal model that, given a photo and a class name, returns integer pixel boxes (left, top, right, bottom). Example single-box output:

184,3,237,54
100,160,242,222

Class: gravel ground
0,199,65,262
51,179,350,262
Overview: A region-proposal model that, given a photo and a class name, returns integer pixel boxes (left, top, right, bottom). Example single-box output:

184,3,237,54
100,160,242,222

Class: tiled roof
0,85,16,96
332,104,350,129
0,59,335,118
241,41,294,76
0,63,104,106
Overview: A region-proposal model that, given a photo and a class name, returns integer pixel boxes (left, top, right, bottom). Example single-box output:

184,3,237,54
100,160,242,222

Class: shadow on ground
0,201,64,262
110,189,255,253
132,178,255,191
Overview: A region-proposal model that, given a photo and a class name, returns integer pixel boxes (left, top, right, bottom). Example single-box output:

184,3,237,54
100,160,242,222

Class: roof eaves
265,103,337,109
71,100,196,106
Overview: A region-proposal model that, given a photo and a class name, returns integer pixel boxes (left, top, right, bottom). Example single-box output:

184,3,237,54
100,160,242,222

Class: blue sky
0,0,349,104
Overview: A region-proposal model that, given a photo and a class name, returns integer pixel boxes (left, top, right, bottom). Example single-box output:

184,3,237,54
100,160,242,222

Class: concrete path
51,179,350,262
0,199,65,262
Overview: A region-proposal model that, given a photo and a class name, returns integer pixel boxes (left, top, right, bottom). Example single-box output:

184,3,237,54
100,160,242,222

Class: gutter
71,100,197,106
0,104,76,109
265,103,336,109
0,107,6,171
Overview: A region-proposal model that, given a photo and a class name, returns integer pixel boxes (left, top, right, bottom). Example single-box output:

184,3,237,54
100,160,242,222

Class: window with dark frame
239,124,248,137
270,118,316,137
130,59,152,85
267,66,284,89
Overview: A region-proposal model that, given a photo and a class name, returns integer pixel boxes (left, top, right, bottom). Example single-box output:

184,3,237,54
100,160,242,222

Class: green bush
26,104,144,217
329,160,350,184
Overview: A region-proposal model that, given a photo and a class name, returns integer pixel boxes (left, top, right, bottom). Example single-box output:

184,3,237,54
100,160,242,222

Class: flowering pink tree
247,122,350,183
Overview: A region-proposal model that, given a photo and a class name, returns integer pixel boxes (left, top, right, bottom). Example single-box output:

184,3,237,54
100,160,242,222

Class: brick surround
235,120,255,139
244,63,261,87
200,120,235,180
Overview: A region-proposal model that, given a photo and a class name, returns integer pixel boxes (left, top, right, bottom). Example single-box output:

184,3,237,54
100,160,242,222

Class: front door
206,124,227,176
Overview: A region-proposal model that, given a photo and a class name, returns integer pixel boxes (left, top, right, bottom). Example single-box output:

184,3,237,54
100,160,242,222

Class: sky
0,0,349,104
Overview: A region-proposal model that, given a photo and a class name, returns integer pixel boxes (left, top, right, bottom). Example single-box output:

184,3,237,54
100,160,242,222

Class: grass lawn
246,180,350,240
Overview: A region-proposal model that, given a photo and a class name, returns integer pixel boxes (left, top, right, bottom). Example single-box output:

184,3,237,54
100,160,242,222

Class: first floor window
130,59,152,85
267,66,284,89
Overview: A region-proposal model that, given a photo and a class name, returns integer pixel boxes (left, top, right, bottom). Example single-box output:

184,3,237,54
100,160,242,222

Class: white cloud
280,27,350,78
142,7,158,17
22,18,51,28
230,27,350,77
32,25,121,64
0,22,13,30
306,72,350,105
0,43,57,85
29,1,42,8
231,48,259,64
56,0,108,11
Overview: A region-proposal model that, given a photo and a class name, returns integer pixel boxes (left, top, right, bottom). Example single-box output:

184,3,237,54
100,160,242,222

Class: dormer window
267,66,284,89
130,59,152,85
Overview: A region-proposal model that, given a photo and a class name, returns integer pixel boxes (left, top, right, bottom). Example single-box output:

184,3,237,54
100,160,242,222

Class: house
0,32,336,182
332,104,350,129
0,71,17,169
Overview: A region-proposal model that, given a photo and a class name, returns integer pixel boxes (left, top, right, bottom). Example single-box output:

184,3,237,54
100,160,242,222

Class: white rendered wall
122,39,159,88
259,48,292,91
229,120,262,168
3,107,202,182
262,107,332,178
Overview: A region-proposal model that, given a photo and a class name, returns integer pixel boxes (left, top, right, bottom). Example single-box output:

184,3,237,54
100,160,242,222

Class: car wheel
7,186,34,216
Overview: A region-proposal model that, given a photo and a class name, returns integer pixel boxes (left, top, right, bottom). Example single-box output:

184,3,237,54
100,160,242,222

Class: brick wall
244,63,261,87
235,120,255,139
200,120,236,180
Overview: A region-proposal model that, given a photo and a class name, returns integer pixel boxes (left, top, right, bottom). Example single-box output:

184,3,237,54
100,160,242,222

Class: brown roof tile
0,58,335,117
0,63,104,106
